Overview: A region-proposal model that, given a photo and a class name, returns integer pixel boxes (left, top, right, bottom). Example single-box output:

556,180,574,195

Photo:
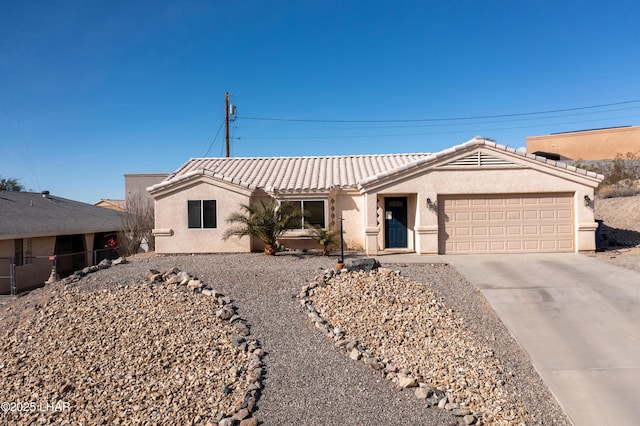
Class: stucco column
576,189,598,252
363,192,379,255
577,222,598,251
415,193,439,254
416,226,439,254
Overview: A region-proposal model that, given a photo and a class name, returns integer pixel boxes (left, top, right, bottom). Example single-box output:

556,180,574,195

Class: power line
203,119,225,157
0,64,41,190
241,99,640,123
235,114,640,140
237,105,640,131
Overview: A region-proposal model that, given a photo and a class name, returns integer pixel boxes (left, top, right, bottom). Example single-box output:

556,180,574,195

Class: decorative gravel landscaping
0,253,572,425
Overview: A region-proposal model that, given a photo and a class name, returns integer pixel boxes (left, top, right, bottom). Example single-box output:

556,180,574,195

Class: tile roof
0,191,123,239
149,137,604,194
151,153,432,192
357,137,605,187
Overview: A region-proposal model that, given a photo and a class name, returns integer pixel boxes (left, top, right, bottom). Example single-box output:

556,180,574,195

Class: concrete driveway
441,253,640,426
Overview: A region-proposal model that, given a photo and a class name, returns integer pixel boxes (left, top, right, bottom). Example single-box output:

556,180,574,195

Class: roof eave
148,169,256,198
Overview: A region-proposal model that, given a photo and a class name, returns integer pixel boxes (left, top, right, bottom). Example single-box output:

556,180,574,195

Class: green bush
309,225,341,256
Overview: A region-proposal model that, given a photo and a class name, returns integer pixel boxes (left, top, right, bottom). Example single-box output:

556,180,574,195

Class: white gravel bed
0,253,570,425
307,268,527,424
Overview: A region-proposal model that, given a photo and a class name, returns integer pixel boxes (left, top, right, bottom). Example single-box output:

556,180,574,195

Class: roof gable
148,170,256,198
95,199,126,210
357,137,604,190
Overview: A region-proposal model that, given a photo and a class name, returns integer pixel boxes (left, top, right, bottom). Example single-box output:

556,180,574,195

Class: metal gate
0,257,17,296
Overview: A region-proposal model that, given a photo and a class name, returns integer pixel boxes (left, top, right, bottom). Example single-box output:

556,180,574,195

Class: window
286,200,326,229
188,200,217,229
14,238,32,266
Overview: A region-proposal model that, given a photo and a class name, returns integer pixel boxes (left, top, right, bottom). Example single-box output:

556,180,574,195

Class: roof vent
42,190,50,198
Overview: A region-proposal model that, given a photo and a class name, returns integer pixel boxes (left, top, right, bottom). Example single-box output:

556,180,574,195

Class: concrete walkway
379,252,640,426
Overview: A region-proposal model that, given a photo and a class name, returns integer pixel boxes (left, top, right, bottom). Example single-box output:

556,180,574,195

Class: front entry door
385,197,408,249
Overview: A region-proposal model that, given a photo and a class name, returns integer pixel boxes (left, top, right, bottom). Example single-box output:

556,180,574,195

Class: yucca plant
223,198,303,255
309,225,341,256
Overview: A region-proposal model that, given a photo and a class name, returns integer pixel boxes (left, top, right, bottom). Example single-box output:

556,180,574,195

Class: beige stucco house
526,125,640,160
125,173,168,206
149,137,604,256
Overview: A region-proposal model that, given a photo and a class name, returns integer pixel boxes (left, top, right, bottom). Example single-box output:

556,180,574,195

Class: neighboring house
124,173,168,253
95,199,126,211
125,173,168,207
93,174,169,214
0,191,122,294
148,137,603,256
526,125,640,160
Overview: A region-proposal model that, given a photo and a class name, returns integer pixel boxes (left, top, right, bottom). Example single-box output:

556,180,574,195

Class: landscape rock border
58,258,265,426
298,263,482,425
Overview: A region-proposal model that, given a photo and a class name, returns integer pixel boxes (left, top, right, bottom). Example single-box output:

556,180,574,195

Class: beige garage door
439,193,574,254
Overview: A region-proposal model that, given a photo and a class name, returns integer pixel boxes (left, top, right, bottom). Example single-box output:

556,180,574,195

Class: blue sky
1,1,639,203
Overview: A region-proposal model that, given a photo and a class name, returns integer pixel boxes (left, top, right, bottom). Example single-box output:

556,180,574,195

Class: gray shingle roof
0,191,123,239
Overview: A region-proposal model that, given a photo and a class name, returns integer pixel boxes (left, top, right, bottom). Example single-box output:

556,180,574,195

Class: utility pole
224,92,237,157
225,92,230,158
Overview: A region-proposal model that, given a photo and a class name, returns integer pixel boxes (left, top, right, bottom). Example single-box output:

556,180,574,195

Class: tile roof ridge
187,153,432,160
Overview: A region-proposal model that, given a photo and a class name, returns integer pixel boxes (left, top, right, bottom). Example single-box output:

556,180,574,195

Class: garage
439,193,574,254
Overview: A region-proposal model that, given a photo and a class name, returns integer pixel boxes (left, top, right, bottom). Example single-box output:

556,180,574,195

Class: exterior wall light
426,197,437,210
584,195,592,206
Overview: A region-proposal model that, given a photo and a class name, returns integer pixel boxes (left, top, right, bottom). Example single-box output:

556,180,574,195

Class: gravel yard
594,194,640,271
1,253,571,425
595,247,640,273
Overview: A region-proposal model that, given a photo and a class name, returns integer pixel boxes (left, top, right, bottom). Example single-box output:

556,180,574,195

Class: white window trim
188,199,218,229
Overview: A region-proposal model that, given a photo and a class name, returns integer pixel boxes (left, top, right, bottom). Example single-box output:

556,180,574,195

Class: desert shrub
574,153,640,198
597,183,640,199
604,153,640,185
119,193,155,255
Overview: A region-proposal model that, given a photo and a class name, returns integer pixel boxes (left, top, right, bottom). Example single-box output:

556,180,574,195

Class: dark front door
385,197,408,249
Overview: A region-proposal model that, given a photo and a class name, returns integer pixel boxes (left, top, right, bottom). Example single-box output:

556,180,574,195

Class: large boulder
347,258,381,272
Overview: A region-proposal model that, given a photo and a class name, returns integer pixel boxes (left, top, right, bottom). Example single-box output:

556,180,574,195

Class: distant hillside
567,157,640,198
595,195,640,248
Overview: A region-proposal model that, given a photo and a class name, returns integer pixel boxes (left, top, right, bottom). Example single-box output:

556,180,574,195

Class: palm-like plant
309,225,341,256
223,198,303,255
